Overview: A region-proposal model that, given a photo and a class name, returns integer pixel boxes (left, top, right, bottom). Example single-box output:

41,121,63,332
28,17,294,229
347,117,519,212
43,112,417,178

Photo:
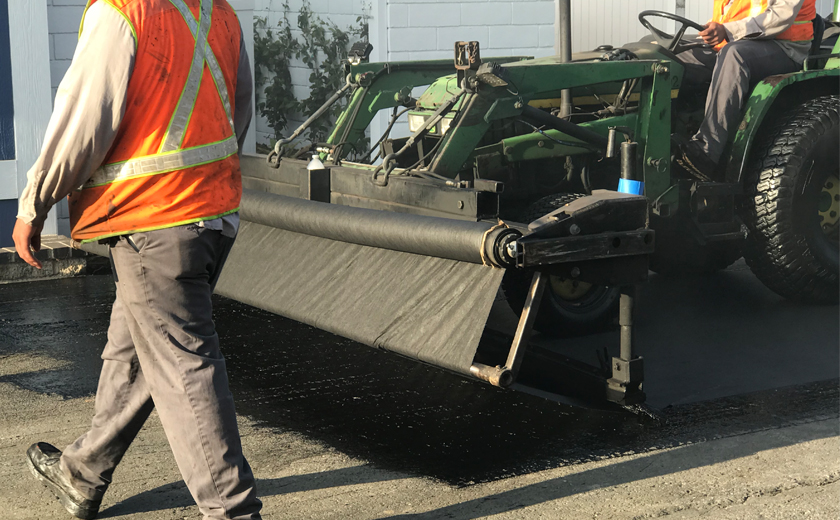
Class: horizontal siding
46,0,86,102
816,0,835,16
386,1,556,61
684,0,712,24
571,0,675,52
383,0,556,138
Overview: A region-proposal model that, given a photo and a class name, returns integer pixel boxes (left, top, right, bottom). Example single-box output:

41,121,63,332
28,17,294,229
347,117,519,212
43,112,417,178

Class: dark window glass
0,0,15,161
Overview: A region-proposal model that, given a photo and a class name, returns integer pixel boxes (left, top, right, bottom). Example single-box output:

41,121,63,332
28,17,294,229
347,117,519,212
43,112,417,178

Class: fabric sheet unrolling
215,221,506,376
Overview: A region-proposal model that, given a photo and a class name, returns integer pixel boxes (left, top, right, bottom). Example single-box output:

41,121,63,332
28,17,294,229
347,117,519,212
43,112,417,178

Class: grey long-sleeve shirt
17,1,253,236
720,0,813,63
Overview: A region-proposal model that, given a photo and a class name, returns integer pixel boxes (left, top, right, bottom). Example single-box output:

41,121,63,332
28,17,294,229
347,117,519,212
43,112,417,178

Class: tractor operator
673,0,817,181
12,0,262,518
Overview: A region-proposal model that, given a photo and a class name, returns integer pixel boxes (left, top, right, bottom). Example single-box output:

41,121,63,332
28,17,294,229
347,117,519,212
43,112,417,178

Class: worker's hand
12,218,44,269
700,22,728,46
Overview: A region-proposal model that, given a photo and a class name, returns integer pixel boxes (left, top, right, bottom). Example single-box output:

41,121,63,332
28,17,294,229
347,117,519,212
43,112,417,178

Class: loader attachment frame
206,156,654,408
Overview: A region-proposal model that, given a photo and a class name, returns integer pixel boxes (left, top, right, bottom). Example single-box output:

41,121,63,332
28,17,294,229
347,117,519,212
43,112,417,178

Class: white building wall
381,0,557,138
816,0,836,16
684,0,713,23
571,0,675,52
47,0,86,102
45,0,839,147
385,0,556,61
253,0,557,144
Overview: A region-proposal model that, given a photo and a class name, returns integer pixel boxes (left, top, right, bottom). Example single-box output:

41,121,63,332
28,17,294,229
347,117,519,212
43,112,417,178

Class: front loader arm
328,59,527,161
426,60,673,182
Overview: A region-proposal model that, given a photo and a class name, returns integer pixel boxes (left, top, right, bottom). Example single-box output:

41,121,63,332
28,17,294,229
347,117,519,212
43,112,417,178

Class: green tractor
208,3,839,408
262,6,839,337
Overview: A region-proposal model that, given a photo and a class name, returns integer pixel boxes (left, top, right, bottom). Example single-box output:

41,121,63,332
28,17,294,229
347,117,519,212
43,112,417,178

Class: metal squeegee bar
240,190,519,267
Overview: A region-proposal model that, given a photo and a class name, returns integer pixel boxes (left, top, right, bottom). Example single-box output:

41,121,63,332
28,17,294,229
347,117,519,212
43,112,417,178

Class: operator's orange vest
69,0,242,242
712,0,816,51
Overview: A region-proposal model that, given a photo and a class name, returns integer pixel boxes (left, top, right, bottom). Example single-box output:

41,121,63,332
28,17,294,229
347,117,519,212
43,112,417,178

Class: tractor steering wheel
639,10,711,55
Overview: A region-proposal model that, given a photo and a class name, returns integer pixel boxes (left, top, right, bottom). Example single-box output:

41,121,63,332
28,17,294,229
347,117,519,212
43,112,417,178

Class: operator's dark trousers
677,40,801,164
59,225,262,520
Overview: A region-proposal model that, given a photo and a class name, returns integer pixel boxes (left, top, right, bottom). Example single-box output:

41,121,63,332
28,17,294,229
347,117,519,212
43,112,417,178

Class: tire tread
741,94,839,303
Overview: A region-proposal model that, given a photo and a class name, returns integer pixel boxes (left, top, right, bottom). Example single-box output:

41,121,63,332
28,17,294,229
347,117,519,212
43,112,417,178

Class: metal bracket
471,270,548,388
606,285,645,405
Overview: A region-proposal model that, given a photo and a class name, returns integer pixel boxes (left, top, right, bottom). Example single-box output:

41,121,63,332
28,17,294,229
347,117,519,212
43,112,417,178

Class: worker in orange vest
673,0,817,181
13,0,261,518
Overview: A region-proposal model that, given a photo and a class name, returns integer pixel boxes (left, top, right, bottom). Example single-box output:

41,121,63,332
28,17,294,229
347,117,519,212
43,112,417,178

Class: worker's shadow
96,415,837,518
96,466,405,517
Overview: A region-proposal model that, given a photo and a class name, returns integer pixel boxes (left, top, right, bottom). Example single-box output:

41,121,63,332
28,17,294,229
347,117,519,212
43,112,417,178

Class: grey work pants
676,40,801,163
59,224,262,520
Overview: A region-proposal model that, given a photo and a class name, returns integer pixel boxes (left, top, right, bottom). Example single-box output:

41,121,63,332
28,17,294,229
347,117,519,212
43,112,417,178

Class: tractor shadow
216,258,839,485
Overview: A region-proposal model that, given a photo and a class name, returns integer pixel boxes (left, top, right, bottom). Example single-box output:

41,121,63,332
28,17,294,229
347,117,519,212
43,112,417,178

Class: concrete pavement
1,374,837,519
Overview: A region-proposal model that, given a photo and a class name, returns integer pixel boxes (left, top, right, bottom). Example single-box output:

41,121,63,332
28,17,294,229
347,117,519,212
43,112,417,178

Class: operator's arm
234,28,253,154
16,3,135,228
722,0,806,41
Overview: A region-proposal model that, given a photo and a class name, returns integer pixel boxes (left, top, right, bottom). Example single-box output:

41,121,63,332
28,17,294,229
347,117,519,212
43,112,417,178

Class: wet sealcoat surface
0,268,837,488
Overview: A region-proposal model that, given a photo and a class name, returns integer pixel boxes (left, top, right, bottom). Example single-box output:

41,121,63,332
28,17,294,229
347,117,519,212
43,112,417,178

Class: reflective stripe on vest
168,0,237,137
87,136,238,187
85,0,236,188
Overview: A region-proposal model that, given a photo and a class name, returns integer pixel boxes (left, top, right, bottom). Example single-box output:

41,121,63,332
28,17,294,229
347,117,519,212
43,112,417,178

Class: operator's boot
27,443,101,519
671,135,719,182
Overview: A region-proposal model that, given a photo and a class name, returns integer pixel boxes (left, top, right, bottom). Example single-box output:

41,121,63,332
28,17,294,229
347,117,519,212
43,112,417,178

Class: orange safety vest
712,0,816,50
69,0,243,243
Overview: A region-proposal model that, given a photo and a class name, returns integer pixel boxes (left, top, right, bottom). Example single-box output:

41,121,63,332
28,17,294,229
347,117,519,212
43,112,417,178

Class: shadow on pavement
2,274,838,488
96,412,838,518
97,466,405,518
381,416,839,519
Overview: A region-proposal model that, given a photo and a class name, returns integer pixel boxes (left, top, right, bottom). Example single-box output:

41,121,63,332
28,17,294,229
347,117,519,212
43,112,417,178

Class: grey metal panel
570,0,674,53
215,221,506,375
241,176,301,197
328,165,491,221
239,155,498,221
240,154,302,184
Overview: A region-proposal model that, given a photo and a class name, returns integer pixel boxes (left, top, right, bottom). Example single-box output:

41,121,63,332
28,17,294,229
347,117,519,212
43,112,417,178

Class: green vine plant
254,1,370,154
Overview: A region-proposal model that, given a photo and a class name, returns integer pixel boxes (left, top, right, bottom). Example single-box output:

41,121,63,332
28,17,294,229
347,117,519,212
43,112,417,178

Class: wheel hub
818,174,840,237
549,276,593,301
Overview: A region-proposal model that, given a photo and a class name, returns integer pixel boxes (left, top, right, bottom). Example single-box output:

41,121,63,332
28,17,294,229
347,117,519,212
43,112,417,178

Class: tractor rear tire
502,193,620,337
740,94,839,303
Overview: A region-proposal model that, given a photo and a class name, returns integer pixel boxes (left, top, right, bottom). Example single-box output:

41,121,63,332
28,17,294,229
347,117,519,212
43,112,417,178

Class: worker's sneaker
26,443,101,520
671,136,718,182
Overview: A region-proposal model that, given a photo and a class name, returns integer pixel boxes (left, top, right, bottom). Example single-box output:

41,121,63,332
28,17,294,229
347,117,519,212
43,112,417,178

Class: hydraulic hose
520,105,609,150
240,190,521,268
